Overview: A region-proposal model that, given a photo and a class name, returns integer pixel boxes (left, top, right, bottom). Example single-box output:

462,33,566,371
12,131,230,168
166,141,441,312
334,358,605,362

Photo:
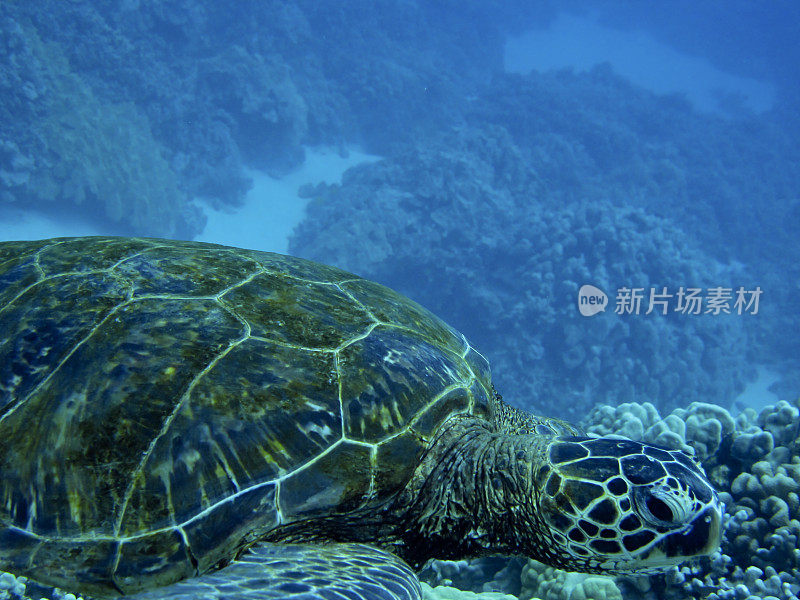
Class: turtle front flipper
125,542,422,600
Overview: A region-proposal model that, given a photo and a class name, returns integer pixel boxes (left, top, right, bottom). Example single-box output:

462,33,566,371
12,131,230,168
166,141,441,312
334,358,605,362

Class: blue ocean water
0,2,798,600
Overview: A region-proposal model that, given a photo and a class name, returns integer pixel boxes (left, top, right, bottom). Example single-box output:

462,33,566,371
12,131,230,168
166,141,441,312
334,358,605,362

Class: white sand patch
196,146,380,254
505,13,775,114
0,146,379,246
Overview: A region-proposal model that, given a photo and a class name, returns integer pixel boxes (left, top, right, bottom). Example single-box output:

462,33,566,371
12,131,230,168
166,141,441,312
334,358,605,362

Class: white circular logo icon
578,284,608,316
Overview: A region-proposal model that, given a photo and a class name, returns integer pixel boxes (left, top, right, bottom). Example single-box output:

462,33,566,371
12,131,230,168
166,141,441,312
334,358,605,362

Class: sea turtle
0,236,723,600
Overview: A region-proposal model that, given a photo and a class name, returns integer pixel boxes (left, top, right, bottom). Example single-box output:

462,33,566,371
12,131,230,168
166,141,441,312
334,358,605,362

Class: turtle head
532,436,723,574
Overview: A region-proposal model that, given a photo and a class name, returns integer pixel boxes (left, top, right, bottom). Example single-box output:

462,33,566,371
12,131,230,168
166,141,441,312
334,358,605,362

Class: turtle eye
644,496,674,523
633,485,688,529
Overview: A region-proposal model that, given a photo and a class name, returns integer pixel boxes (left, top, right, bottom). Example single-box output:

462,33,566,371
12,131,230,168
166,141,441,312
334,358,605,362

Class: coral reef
520,562,622,600
291,68,800,412
1,3,798,599
0,0,506,230
0,14,200,237
2,5,798,379
0,571,82,600
420,557,525,597
422,582,516,600
292,124,753,421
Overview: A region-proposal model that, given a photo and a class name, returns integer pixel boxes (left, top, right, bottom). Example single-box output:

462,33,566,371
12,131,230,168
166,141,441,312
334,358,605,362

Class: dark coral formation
2,4,798,395
0,1,505,235
0,16,197,237
291,123,753,420
289,64,800,419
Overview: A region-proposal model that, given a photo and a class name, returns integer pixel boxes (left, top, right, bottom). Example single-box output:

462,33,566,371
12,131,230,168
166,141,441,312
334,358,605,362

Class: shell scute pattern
223,273,373,350
462,346,492,388
35,238,160,276
0,239,48,264
339,278,468,358
0,236,494,595
278,441,372,521
1,294,245,539
0,272,130,412
238,249,358,284
0,257,42,306
373,429,427,500
182,339,340,475
339,326,473,444
411,387,473,438
182,481,279,567
119,341,340,535
113,528,192,590
115,247,263,298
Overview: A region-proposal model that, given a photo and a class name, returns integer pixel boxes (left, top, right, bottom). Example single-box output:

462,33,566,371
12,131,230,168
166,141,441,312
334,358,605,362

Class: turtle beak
702,502,724,555
618,503,724,572
660,502,724,560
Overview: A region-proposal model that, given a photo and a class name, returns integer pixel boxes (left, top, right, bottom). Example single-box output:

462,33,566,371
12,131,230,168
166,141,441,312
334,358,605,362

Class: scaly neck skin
393,416,553,567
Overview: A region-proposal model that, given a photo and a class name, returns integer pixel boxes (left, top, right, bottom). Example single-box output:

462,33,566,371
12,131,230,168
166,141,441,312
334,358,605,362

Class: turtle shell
0,236,495,595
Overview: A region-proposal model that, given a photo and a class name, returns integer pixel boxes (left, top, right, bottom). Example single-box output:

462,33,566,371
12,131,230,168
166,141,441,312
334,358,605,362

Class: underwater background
0,2,798,600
